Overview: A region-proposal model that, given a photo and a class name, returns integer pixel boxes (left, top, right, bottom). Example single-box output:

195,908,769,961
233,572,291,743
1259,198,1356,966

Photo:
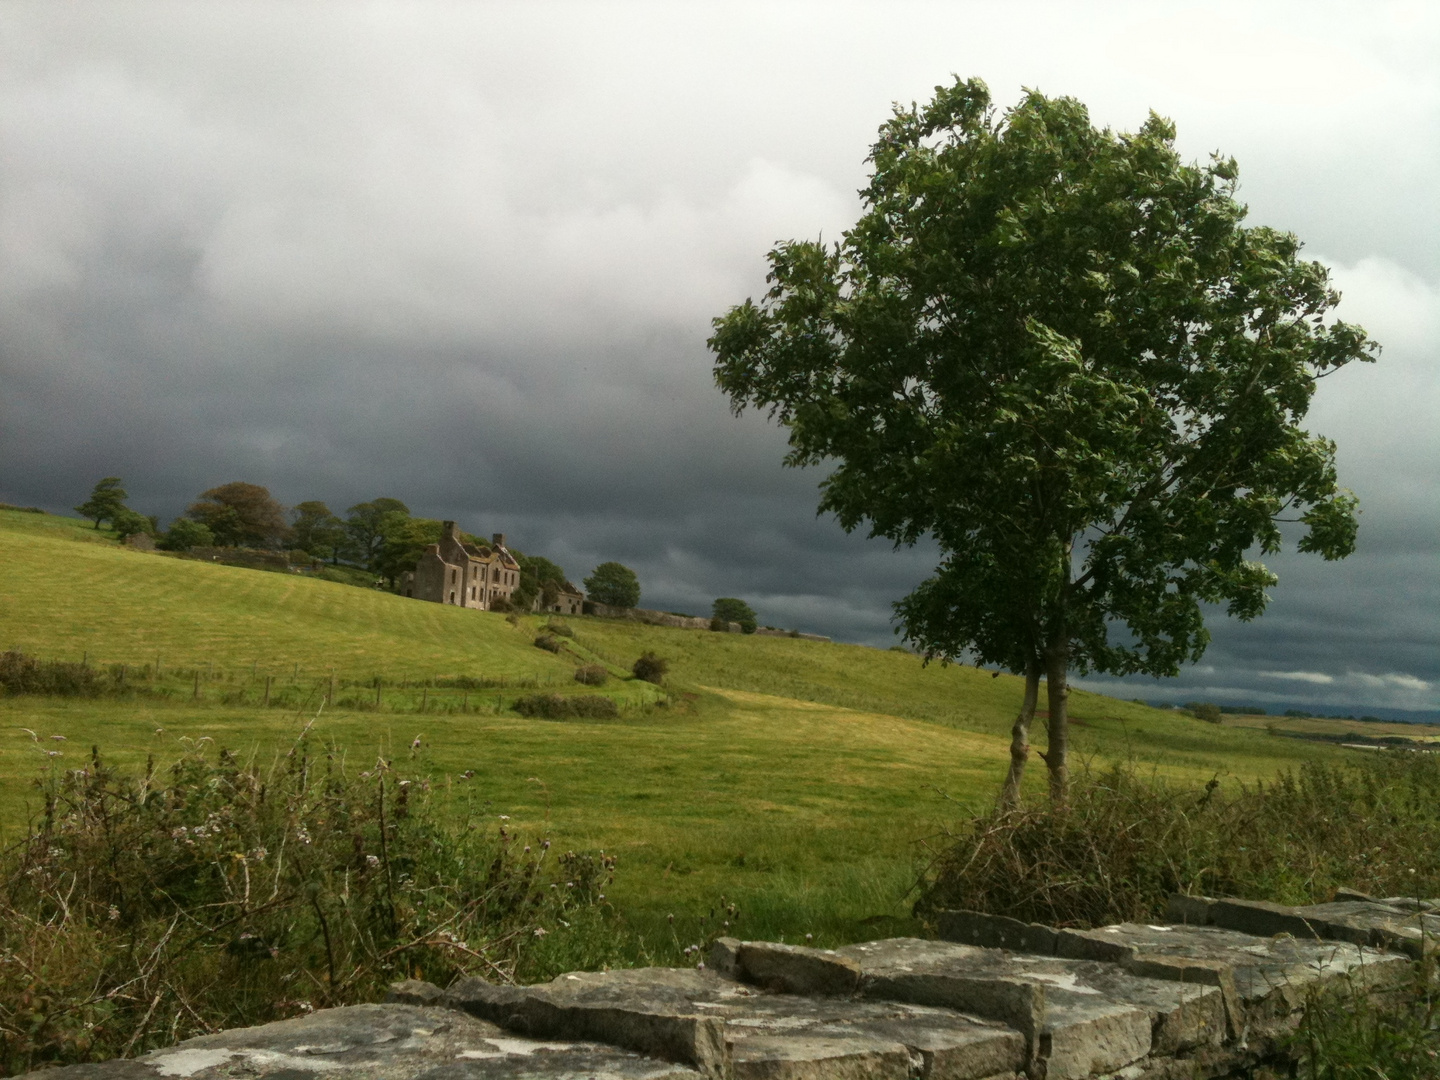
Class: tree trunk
1042,640,1071,805
1000,656,1040,810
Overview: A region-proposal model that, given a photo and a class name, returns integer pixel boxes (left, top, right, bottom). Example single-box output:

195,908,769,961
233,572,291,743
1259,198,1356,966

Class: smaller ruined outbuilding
400,522,520,611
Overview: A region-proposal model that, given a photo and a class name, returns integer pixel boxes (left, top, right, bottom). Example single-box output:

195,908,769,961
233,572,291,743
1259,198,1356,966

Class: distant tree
345,498,410,569
290,501,347,562
110,508,153,543
375,517,444,587
584,562,640,609
75,477,128,530
710,78,1375,806
159,518,215,552
187,483,289,548
712,597,758,633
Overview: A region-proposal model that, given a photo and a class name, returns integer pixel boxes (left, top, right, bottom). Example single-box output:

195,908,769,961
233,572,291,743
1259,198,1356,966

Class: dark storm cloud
1,2,1436,711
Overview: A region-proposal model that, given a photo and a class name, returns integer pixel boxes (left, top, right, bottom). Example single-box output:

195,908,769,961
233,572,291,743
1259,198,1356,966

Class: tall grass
917,755,1440,928
0,733,613,1076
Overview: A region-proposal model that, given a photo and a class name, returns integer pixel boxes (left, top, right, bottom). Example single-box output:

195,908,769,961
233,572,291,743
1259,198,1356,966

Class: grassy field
0,507,1388,962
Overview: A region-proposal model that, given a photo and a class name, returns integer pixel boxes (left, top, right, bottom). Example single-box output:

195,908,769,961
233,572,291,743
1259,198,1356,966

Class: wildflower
411,736,422,750
523,845,531,853
366,855,381,868
533,928,548,937
108,906,120,921
463,769,475,779
499,815,509,821
805,934,813,943
296,827,312,845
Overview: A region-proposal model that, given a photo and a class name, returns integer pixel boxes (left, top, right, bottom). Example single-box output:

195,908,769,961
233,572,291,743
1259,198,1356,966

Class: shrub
1184,701,1223,723
1288,957,1439,1078
0,739,611,1075
546,620,575,638
916,756,1440,929
512,694,618,719
0,651,109,698
159,518,214,552
574,665,609,687
632,652,668,684
533,634,562,653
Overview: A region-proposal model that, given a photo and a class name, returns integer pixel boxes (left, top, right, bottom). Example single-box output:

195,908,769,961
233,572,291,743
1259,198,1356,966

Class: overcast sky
1,2,1436,715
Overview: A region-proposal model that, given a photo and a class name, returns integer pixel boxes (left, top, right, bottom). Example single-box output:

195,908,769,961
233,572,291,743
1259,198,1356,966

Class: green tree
584,562,640,609
159,519,215,552
710,79,1375,805
345,498,410,569
187,483,289,548
75,477,128,530
375,517,444,587
290,501,347,562
110,508,153,543
712,597,758,633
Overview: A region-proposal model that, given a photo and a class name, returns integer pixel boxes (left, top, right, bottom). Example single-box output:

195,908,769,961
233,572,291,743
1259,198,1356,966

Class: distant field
0,508,1370,958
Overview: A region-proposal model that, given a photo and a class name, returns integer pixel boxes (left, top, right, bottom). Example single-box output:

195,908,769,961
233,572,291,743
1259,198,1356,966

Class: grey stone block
447,971,730,1079
728,1035,911,1080
935,911,1058,955
710,937,741,977
1163,894,1214,926
735,942,864,996
388,979,447,1006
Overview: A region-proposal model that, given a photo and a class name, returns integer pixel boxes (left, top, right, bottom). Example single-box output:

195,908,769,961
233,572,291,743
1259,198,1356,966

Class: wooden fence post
193,670,200,700
264,675,272,707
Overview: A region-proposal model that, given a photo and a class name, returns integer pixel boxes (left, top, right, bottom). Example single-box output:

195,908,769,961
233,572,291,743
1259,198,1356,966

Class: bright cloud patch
1259,670,1336,685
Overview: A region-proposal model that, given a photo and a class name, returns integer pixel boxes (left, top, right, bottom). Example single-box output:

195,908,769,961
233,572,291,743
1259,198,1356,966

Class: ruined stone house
399,522,520,611
537,581,584,617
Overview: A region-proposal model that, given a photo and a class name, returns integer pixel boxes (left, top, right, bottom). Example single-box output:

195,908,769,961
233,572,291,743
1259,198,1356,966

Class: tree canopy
345,499,410,569
290,501,347,562
709,78,1376,804
187,483,290,548
584,562,640,609
713,597,758,633
75,477,128,530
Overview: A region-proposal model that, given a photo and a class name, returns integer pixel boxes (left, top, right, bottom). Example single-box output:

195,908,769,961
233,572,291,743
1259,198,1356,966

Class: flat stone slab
18,1004,702,1080
1165,894,1440,959
449,963,1024,1080
835,938,1225,1080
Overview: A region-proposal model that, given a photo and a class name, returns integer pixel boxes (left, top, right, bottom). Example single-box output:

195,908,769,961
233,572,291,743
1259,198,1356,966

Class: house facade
401,522,520,611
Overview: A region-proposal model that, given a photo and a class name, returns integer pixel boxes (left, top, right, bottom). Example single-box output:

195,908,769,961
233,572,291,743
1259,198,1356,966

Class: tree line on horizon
72,477,760,627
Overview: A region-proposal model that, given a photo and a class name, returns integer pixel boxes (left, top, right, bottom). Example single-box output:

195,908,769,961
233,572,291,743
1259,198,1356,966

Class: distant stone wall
39,891,1436,1080
585,603,720,631
754,627,831,642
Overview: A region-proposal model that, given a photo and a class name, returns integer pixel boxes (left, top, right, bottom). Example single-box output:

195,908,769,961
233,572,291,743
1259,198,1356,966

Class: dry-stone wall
24,892,1435,1080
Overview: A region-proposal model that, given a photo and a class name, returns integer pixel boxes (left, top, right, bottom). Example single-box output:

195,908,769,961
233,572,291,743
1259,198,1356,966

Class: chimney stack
492,533,506,549
443,521,460,540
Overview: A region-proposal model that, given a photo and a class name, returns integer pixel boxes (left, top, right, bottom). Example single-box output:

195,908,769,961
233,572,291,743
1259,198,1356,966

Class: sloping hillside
0,508,1356,953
